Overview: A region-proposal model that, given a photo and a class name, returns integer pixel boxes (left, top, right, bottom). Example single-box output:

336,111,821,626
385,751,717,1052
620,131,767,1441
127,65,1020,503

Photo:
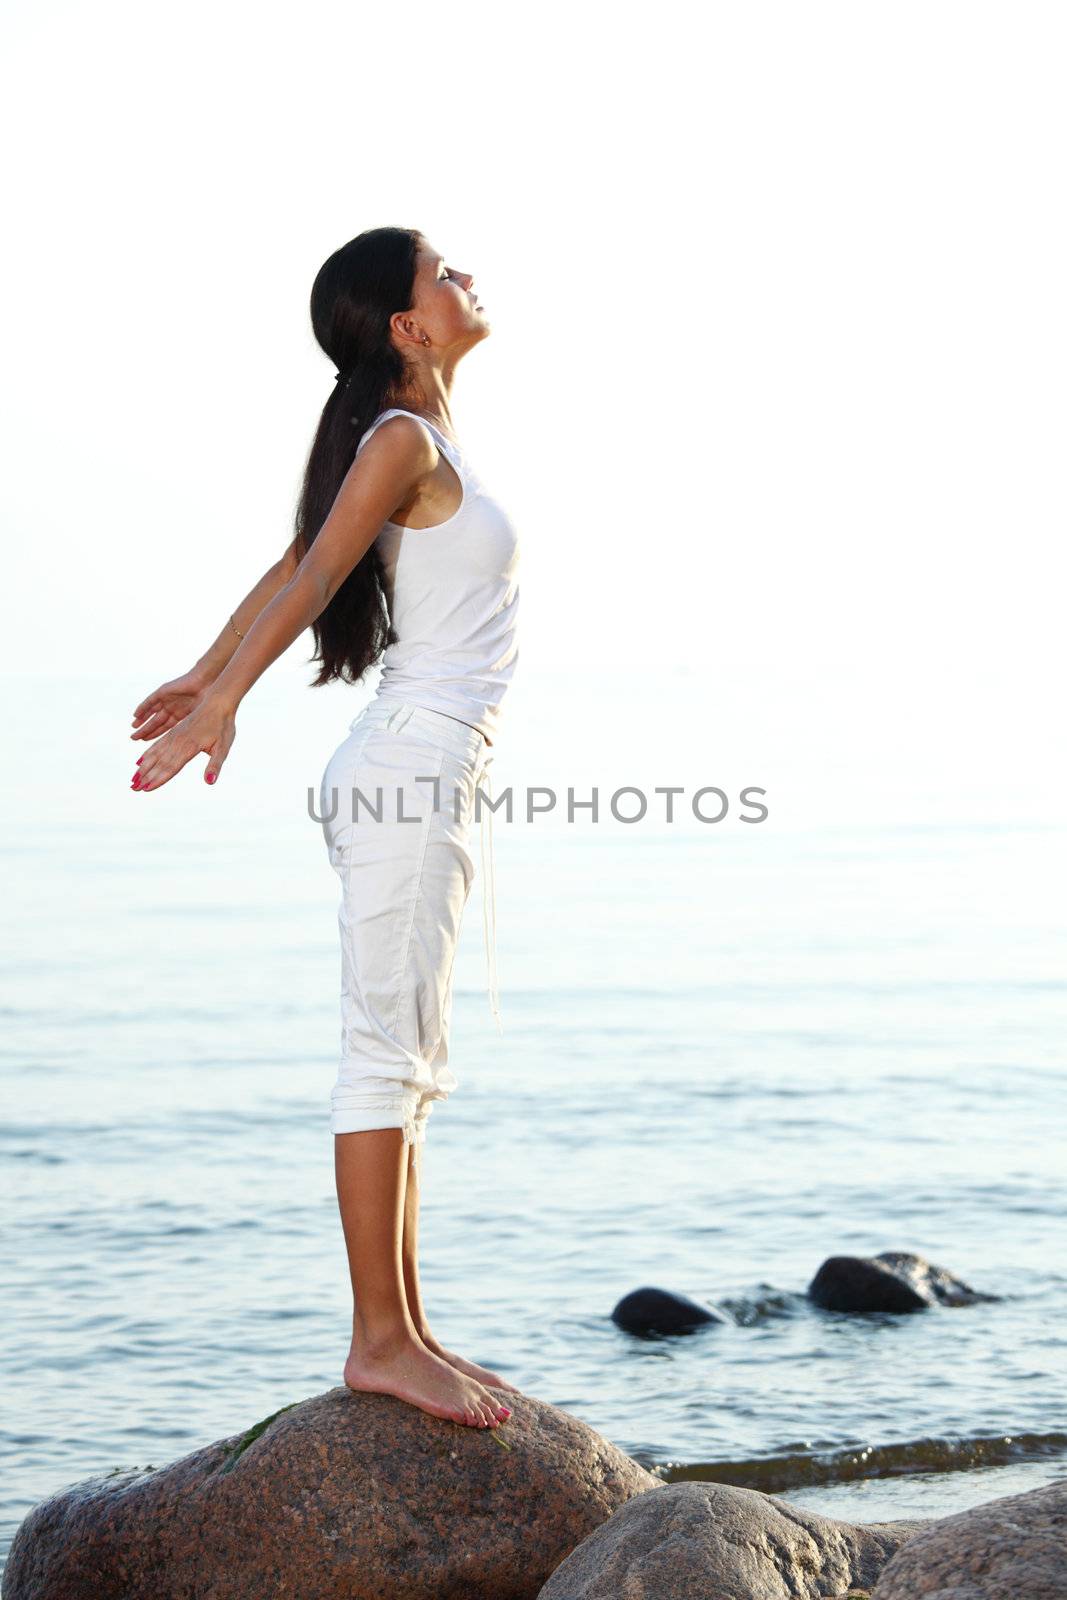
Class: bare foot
343,1331,511,1428
417,1329,523,1394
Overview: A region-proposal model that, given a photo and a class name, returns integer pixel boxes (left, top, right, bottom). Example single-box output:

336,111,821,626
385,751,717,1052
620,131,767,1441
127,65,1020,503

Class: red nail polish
206,773,216,784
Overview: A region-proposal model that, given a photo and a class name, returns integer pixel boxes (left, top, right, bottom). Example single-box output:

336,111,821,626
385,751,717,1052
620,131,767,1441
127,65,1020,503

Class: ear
389,310,424,347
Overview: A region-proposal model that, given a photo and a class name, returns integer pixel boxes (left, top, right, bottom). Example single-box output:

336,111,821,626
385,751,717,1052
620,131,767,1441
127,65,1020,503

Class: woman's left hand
131,696,237,792
130,666,214,743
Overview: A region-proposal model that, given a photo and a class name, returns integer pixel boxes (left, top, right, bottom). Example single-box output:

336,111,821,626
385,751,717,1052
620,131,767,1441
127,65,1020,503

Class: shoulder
356,411,439,469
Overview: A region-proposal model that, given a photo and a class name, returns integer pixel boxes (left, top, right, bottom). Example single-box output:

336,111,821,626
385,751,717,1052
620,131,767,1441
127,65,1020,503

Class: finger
204,727,235,786
131,714,172,738
204,750,227,785
134,742,191,791
130,711,175,742
131,694,163,722
136,760,178,792
135,712,182,740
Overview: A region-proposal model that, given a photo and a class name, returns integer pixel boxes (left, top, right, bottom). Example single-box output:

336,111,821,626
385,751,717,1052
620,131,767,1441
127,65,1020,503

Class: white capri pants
318,695,500,1183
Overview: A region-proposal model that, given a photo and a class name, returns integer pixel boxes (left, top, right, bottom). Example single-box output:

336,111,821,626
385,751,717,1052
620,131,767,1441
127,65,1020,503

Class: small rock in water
610,1286,730,1336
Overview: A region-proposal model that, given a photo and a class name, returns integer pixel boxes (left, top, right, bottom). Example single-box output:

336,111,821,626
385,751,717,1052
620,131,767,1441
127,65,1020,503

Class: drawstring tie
476,755,503,1036
403,746,501,1193
402,1105,423,1190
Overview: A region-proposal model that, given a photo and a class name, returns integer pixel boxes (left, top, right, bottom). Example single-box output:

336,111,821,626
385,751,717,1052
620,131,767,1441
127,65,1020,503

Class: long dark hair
295,225,423,686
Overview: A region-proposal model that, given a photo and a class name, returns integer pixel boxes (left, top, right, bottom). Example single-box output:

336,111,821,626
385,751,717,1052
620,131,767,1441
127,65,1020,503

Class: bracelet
229,612,245,641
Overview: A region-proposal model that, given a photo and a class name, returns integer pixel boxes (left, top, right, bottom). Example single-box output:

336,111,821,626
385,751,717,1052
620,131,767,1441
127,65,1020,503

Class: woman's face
407,239,489,350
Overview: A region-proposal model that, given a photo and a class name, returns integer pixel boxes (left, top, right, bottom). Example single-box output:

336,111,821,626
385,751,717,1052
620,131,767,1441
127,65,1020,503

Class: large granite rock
535,1478,931,1598
871,1478,1067,1598
2,1386,660,1600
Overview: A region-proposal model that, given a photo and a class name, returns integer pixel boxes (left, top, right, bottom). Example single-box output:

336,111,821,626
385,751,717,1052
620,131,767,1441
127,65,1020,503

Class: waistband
351,693,488,762
349,694,503,1036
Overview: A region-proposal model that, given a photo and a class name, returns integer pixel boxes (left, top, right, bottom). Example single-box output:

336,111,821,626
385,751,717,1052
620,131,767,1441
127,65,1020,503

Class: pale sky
3,0,1065,823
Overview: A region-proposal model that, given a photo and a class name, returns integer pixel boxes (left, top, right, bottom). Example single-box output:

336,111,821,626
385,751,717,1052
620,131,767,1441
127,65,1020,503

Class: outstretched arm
131,416,436,792
130,537,301,743
195,535,302,687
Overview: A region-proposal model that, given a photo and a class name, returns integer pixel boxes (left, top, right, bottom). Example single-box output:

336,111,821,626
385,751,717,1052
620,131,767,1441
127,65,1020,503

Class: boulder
535,1478,930,1598
2,1386,660,1600
871,1477,1067,1598
807,1251,998,1314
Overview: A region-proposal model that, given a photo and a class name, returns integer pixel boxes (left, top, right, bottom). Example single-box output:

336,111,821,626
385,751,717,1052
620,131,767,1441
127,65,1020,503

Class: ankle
351,1321,420,1361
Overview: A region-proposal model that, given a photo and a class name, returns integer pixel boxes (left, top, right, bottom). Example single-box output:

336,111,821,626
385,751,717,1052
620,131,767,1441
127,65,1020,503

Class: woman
128,227,521,1431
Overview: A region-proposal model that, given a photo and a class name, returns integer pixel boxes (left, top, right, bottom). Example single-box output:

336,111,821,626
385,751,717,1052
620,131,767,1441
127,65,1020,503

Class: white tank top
354,407,520,744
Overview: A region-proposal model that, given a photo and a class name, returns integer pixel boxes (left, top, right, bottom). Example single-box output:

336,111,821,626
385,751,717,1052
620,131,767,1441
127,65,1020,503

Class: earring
422,335,430,346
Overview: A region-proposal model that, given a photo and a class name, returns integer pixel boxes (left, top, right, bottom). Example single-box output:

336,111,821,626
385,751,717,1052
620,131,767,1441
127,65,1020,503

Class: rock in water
535,1479,931,1598
807,1250,998,1313
610,1286,729,1335
537,1472,927,1600
2,1387,660,1600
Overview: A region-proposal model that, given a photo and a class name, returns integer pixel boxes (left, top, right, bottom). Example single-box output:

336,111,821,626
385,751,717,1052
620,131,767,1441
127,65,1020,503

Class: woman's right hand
130,667,214,744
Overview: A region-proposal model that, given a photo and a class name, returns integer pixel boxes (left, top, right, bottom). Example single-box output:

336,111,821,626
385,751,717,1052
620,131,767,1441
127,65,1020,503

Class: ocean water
2,668,1066,1574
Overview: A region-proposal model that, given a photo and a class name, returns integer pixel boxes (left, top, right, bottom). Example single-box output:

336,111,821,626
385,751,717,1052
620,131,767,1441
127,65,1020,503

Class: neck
390,358,459,435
